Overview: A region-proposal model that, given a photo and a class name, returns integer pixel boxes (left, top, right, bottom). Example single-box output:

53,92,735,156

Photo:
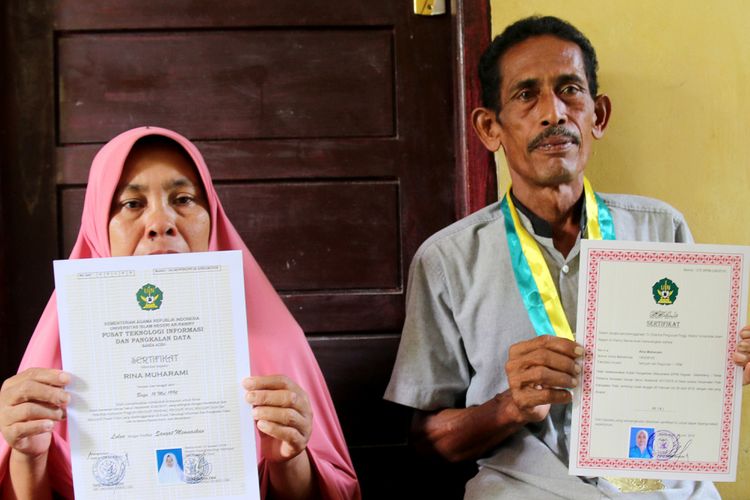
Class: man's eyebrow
508,78,539,94
556,73,587,87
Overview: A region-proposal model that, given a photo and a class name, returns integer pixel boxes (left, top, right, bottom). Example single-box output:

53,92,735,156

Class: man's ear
592,94,612,139
471,107,503,152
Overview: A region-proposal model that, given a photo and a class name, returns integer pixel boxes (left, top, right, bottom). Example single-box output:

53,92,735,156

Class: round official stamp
92,454,127,486
184,454,212,484
650,430,679,460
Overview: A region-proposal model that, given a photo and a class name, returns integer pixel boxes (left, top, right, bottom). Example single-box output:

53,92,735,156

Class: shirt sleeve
384,243,472,411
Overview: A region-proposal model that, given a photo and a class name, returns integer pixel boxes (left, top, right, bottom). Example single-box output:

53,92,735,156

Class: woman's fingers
3,419,55,445
245,388,300,409
4,402,65,425
3,379,70,407
255,419,307,458
243,374,314,461
252,405,307,432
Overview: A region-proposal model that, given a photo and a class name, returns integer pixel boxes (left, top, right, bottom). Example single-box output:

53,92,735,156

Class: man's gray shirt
385,193,719,499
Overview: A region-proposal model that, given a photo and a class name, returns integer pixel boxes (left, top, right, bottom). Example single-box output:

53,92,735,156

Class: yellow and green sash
500,177,615,341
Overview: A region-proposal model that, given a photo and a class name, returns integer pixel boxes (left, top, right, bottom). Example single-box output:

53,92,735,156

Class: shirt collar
509,189,587,238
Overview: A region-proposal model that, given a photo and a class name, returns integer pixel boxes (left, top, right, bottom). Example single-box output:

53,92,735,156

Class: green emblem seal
652,278,679,305
136,283,163,311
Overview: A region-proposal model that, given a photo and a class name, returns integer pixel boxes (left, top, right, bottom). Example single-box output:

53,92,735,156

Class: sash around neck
500,177,615,340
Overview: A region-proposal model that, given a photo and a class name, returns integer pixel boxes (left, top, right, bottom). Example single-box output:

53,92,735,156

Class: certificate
54,251,259,499
569,241,748,481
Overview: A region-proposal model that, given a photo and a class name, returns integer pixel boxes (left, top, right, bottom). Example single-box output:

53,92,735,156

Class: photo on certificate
569,240,749,482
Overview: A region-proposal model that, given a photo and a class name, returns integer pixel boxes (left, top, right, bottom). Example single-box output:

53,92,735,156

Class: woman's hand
242,375,313,463
0,368,69,458
734,325,750,385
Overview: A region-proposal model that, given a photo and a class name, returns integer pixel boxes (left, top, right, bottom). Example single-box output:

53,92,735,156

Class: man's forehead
499,35,587,88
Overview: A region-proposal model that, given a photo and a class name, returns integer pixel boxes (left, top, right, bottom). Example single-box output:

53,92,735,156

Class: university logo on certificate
569,241,748,482
55,251,260,499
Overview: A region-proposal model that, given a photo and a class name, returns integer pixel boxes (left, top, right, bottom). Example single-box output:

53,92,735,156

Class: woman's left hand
734,325,750,386
243,375,313,463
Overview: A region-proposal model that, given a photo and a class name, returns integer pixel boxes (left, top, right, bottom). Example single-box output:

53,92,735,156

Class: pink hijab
0,126,360,499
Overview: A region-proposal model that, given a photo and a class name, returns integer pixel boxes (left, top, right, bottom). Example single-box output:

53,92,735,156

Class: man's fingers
508,335,582,359
515,387,572,410
512,366,578,390
511,348,581,376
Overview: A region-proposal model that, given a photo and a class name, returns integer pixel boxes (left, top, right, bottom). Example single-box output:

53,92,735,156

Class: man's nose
539,90,566,127
145,204,177,239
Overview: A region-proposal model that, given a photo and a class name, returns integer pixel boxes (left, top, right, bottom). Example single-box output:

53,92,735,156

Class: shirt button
561,264,570,274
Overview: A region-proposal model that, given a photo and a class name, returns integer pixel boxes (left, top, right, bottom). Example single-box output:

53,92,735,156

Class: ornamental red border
576,249,743,473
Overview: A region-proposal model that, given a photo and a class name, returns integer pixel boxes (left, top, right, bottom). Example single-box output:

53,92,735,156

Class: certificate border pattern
577,249,742,473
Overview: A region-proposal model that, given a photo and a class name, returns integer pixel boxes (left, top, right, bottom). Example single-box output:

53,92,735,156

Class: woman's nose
145,204,177,239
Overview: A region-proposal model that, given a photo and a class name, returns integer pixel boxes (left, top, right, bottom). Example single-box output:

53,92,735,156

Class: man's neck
510,179,584,257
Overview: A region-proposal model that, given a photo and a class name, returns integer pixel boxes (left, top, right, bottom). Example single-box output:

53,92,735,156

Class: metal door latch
414,0,446,16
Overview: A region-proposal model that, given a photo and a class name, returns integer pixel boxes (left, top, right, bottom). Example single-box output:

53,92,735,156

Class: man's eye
517,90,533,101
561,85,582,95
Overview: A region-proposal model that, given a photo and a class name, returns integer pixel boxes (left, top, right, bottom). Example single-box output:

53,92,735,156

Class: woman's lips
147,249,179,255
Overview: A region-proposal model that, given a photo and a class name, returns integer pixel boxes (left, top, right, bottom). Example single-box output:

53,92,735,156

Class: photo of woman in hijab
156,450,185,484
0,127,360,499
628,427,654,459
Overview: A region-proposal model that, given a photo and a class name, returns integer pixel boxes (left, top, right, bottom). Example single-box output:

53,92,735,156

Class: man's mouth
528,126,580,152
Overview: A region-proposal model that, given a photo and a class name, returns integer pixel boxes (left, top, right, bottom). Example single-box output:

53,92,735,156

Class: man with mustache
385,16,749,499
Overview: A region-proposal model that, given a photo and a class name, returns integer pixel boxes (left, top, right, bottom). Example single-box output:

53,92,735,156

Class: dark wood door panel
58,139,400,184
54,1,397,30
308,334,409,447
218,181,401,291
58,29,395,143
60,180,401,291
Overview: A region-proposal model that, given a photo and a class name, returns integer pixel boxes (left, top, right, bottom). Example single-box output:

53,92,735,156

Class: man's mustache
527,126,580,152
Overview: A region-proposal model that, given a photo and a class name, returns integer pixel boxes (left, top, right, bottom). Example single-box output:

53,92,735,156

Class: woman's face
637,431,648,448
109,145,210,256
165,454,174,467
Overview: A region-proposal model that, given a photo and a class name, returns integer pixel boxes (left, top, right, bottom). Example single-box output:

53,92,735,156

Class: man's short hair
479,16,599,112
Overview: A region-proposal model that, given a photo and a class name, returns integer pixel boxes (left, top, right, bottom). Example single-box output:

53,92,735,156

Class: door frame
453,0,496,217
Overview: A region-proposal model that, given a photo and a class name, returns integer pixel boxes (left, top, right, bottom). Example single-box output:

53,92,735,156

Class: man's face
494,35,605,189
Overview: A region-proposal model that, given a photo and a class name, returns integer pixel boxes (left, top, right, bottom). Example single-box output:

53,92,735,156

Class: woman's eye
174,195,194,205
122,200,142,209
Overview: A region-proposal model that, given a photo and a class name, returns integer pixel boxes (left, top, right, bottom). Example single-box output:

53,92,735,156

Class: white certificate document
54,251,259,499
569,241,748,481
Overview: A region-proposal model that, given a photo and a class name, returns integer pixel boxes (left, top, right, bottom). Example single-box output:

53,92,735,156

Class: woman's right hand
0,368,70,458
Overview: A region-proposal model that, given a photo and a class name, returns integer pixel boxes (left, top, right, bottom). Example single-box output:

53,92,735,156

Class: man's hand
0,368,70,459
505,335,583,423
242,375,313,463
733,325,750,386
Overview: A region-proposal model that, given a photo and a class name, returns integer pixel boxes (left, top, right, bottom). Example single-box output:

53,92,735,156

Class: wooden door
0,0,492,496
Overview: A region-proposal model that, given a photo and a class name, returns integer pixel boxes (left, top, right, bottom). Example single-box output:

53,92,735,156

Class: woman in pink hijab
0,127,360,499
